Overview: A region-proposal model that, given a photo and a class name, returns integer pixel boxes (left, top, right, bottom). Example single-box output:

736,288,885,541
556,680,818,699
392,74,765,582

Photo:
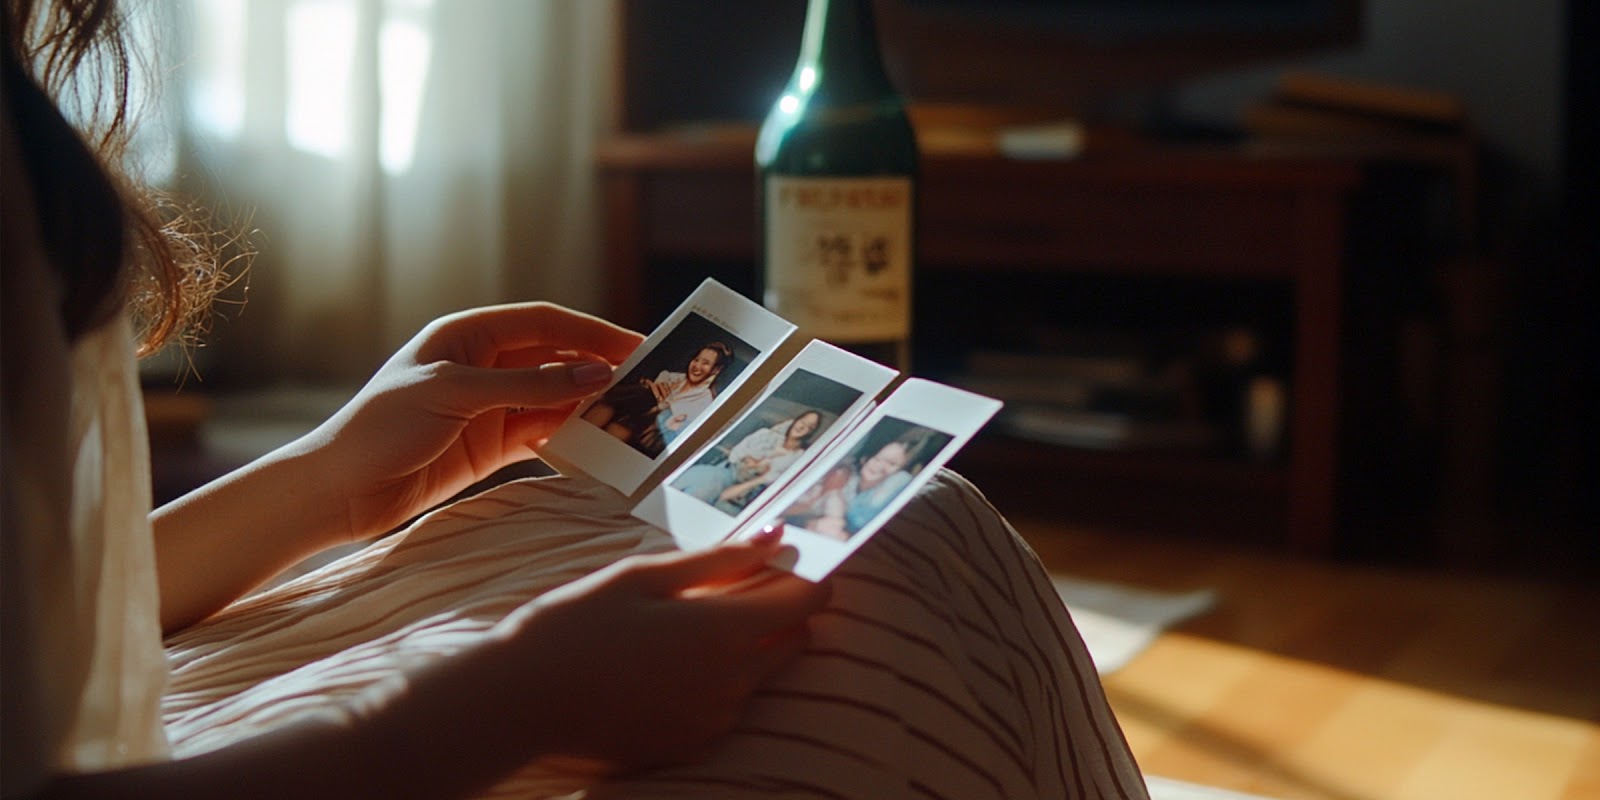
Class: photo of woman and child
670,369,863,515
579,313,753,458
780,418,955,541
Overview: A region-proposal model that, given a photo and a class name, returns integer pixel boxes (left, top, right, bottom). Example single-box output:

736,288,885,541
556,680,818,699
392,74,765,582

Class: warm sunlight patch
1106,634,1600,800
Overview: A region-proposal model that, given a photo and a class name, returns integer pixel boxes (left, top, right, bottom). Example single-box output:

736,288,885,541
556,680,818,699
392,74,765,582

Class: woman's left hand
306,302,641,541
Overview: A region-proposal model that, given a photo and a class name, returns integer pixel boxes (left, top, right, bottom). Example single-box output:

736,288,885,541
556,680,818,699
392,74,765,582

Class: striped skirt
162,470,1148,799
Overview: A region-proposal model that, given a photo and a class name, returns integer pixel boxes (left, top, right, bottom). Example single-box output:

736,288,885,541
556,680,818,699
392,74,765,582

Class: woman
672,410,823,513
782,437,916,540
580,341,732,455
648,342,732,446
835,437,918,536
1,3,1148,798
2,6,822,795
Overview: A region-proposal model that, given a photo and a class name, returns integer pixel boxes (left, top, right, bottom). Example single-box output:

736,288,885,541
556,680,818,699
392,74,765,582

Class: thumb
443,359,615,415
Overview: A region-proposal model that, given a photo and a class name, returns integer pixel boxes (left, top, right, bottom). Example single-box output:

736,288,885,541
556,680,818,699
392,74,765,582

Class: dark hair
697,341,734,370
2,0,246,353
786,410,824,448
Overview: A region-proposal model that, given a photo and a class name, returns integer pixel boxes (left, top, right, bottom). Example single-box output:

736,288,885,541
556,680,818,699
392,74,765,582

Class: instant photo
729,379,1002,582
634,340,896,549
541,279,795,495
541,280,1000,578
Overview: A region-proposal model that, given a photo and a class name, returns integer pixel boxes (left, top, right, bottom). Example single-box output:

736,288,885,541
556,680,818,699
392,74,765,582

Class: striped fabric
163,470,1148,799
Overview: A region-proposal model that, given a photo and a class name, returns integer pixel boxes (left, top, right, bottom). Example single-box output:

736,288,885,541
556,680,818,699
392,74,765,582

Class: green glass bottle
756,0,919,371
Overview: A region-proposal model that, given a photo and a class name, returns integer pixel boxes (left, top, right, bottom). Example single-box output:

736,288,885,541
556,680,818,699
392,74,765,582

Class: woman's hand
307,302,642,541
718,476,765,505
502,529,830,771
60,532,828,797
154,303,642,632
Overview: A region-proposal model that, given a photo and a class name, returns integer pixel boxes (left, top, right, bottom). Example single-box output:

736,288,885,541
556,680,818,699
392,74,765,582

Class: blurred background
128,0,1591,579
126,0,617,383
119,3,1594,796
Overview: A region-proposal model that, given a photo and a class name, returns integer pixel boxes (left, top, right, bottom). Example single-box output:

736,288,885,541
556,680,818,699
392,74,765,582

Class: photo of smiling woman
580,312,754,458
780,418,955,541
670,368,864,515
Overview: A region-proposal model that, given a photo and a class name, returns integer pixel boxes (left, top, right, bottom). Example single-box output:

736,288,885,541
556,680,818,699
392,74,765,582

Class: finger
432,303,644,366
438,359,617,417
629,536,787,597
503,405,575,449
493,345,588,370
680,566,788,599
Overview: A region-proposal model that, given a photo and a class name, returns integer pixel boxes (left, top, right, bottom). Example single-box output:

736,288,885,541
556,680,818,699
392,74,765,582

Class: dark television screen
876,0,1363,109
617,0,1363,130
902,0,1356,41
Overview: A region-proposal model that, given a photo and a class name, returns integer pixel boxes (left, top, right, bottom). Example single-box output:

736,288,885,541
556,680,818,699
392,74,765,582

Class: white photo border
633,340,898,550
540,279,796,495
731,379,1003,582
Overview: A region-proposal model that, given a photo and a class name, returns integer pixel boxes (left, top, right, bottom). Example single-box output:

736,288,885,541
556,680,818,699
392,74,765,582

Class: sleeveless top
0,314,171,786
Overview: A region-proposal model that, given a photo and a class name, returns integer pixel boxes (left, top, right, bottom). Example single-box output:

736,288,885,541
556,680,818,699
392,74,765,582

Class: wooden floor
1004,509,1600,800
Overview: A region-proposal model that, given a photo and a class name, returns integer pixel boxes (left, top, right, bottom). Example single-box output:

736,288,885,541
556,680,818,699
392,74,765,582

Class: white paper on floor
1050,574,1218,674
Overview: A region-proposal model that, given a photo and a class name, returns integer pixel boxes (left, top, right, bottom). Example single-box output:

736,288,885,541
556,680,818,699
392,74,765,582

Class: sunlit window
184,0,438,173
188,0,246,141
286,0,356,159
379,0,434,175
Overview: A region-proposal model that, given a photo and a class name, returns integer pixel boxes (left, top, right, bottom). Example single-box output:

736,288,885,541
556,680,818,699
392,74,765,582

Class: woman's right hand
19,531,826,800
501,530,829,772
646,376,677,404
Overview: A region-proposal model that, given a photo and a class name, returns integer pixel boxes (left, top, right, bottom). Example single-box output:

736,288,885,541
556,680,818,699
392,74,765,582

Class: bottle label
764,175,912,342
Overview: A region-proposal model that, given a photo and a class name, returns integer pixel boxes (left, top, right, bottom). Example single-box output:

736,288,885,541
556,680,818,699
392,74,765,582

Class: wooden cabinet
595,133,1365,554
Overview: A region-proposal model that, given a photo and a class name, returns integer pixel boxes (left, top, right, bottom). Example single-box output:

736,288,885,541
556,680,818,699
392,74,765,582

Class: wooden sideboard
594,132,1366,555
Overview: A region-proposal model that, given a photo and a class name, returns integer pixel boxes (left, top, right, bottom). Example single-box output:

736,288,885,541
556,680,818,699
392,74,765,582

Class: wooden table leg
1287,191,1346,555
600,172,647,329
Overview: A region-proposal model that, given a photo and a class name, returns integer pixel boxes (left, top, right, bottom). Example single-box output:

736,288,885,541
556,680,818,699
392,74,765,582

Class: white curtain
158,0,618,384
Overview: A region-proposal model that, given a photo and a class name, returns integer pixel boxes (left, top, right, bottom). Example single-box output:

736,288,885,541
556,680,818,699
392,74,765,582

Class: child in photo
782,422,952,540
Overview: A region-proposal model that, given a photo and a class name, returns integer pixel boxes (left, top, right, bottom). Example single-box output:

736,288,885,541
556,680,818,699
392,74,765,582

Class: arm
843,471,913,535
32,534,831,800
7,95,830,796
717,473,770,505
723,427,765,465
807,473,856,539
718,439,802,504
153,303,642,633
809,492,851,539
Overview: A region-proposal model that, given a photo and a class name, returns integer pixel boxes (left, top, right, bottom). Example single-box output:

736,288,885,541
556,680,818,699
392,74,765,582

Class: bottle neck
794,0,896,105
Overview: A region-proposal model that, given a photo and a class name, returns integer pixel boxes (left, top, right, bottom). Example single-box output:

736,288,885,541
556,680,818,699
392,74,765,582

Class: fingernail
749,523,783,546
570,360,612,387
